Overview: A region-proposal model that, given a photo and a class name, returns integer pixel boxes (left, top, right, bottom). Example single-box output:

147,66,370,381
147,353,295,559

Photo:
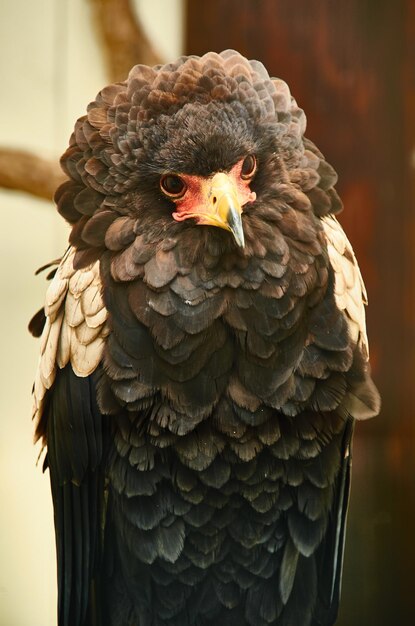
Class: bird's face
161,155,257,248
57,50,313,270
136,98,272,252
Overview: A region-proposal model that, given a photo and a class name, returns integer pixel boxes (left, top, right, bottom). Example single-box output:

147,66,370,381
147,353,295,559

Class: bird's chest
101,261,313,423
102,266,312,487
102,261,346,612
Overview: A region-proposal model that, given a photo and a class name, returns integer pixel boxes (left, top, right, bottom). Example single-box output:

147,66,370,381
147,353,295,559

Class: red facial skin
169,158,257,223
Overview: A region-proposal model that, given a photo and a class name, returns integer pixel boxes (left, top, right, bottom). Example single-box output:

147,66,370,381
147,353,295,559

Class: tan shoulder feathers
33,247,109,429
322,215,369,357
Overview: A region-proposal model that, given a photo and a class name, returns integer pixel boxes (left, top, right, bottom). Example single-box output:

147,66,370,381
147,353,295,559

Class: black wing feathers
45,365,107,626
313,416,354,625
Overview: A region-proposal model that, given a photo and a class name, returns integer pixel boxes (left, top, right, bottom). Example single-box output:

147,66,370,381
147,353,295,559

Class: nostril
212,196,217,204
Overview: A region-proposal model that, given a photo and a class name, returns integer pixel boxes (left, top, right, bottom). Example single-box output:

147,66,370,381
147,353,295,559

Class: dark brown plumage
31,50,380,626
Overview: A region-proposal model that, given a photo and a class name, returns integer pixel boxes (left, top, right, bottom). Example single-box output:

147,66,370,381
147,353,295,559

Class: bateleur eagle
31,50,380,626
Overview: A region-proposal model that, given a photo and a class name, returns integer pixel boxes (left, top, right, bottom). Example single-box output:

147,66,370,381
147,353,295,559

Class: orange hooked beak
196,172,245,248
171,165,256,248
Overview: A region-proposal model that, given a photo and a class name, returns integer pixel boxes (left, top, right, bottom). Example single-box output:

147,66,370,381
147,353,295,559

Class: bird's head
56,50,340,271
138,96,267,249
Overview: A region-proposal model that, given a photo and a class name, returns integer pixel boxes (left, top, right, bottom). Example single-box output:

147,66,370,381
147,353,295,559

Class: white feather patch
321,215,369,355
33,247,109,428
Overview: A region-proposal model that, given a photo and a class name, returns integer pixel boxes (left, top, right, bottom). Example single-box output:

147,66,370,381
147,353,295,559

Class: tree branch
0,149,66,201
89,0,165,83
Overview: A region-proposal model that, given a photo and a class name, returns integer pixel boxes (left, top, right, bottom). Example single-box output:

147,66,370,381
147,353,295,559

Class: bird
30,49,380,626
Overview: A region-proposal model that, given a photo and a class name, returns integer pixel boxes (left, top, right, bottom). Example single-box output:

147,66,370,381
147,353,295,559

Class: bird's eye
241,155,257,180
160,174,187,199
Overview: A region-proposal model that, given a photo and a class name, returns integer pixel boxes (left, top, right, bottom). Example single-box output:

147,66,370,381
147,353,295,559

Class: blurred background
0,1,413,624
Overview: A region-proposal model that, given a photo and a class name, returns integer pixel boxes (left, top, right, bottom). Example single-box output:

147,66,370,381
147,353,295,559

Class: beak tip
227,210,245,248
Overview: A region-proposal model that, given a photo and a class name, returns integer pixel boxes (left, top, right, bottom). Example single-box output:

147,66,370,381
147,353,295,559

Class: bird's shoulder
33,246,109,435
321,214,369,355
